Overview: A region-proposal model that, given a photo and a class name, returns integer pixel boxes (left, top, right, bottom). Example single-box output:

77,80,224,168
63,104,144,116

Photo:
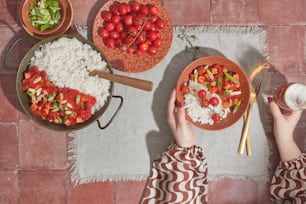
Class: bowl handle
96,95,124,130
3,36,33,71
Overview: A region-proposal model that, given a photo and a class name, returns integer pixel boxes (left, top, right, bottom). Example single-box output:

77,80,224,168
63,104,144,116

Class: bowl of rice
176,56,250,131
17,34,115,131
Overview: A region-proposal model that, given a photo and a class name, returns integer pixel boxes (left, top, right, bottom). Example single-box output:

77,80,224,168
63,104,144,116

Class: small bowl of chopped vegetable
176,56,250,131
20,0,71,37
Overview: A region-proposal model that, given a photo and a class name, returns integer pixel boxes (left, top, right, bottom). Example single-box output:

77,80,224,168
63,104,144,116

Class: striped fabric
270,153,306,204
140,143,208,204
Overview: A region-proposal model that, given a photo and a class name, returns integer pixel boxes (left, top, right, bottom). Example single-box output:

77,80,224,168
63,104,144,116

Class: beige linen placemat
69,26,271,184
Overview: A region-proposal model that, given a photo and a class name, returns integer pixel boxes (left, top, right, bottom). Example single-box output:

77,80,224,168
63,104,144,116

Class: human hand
167,89,195,148
269,98,302,143
269,97,302,161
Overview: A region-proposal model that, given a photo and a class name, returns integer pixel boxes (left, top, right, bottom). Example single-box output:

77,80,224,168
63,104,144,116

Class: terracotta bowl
176,56,250,131
20,0,71,37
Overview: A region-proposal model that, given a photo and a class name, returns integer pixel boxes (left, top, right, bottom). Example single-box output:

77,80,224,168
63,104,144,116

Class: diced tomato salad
180,63,243,124
22,66,96,126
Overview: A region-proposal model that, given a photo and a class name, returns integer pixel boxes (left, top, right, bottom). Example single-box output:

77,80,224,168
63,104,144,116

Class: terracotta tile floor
0,0,305,203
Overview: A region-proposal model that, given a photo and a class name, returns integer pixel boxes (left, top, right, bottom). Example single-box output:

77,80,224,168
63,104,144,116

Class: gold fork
238,79,262,154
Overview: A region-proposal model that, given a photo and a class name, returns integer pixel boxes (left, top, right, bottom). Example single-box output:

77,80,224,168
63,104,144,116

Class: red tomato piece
209,97,219,106
201,98,209,108
181,85,190,94
212,113,221,123
197,89,207,98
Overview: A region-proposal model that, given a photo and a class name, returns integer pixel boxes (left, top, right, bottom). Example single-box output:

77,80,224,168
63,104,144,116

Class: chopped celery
28,0,61,31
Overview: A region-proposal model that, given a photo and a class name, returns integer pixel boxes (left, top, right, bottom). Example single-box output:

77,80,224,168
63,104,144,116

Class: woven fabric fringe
174,25,269,60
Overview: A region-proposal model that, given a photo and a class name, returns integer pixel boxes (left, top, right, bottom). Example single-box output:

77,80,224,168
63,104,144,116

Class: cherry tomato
127,26,138,36
139,5,149,15
150,15,159,23
130,1,140,12
114,39,122,47
101,11,112,21
98,28,109,38
118,4,128,15
153,38,162,48
147,31,157,41
127,46,135,54
109,31,120,39
136,32,146,44
148,5,158,16
133,16,143,28
138,42,149,52
155,18,165,29
124,35,134,44
197,89,207,98
104,38,115,48
147,46,157,55
144,21,152,30
104,22,115,32
212,113,221,123
209,97,219,106
111,15,121,24
124,15,133,25
111,4,120,15
115,22,124,32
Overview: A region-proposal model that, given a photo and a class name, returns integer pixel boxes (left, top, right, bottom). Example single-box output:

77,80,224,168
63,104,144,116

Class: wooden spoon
89,70,153,92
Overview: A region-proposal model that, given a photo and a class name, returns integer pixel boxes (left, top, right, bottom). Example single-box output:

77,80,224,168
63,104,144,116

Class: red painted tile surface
70,0,103,25
0,170,18,204
266,25,305,73
0,0,305,203
258,0,305,25
163,0,210,25
0,0,19,25
19,170,66,204
115,180,147,204
0,74,19,122
211,0,258,24
19,121,68,170
208,178,258,203
257,181,274,204
68,180,115,204
0,123,18,170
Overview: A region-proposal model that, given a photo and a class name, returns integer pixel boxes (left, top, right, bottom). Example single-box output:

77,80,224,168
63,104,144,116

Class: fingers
269,100,283,119
176,102,186,125
167,89,177,128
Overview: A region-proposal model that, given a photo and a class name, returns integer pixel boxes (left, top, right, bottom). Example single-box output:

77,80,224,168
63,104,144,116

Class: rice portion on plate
184,80,229,125
30,37,111,113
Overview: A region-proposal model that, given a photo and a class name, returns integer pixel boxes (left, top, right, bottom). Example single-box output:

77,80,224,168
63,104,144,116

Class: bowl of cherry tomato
92,0,173,72
176,56,250,130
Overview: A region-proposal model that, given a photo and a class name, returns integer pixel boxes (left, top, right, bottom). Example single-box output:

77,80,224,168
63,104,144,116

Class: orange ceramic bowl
176,56,250,131
20,0,72,38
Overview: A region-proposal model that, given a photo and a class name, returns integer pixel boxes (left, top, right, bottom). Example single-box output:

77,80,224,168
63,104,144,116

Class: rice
184,80,229,125
30,37,111,113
